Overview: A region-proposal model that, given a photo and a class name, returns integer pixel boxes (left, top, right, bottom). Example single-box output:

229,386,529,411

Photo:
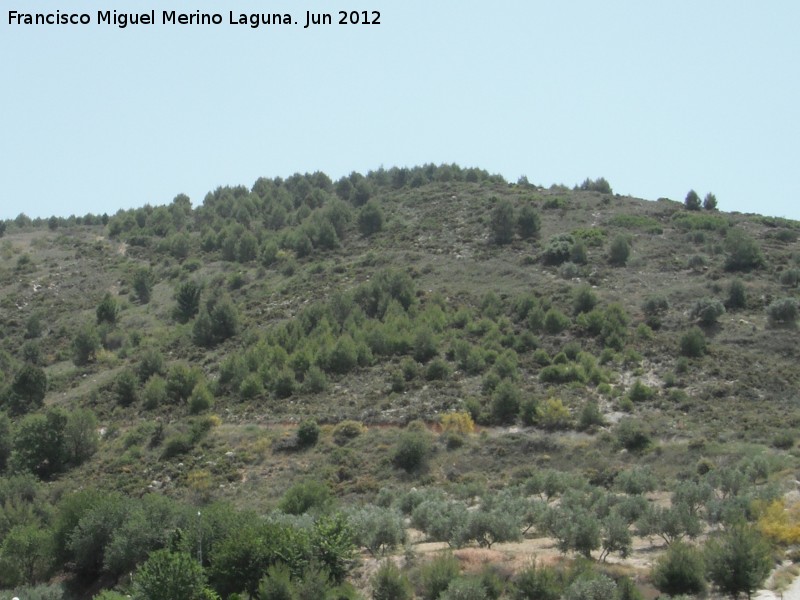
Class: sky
2,1,799,220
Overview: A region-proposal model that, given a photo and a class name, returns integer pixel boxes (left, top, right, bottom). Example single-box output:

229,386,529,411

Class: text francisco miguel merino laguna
6,9,381,29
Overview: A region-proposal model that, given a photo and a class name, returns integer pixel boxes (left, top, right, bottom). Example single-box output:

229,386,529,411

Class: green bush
511,562,561,600
188,383,214,414
72,324,100,366
6,363,47,416
572,285,598,315
416,552,461,600
543,308,570,334
393,430,432,473
257,563,294,600
691,298,726,326
372,561,413,600
724,229,763,271
517,205,541,239
132,267,153,304
491,380,520,425
542,234,575,266
616,418,651,452
490,198,516,245
279,480,332,515
114,369,138,407
439,577,489,600
608,235,631,266
425,358,451,381
680,326,707,357
96,292,119,325
705,526,771,600
358,200,384,237
142,375,168,410
174,280,202,323
727,279,747,310
651,541,706,596
131,550,207,600
297,419,320,447
627,379,654,402
565,575,616,600
766,298,798,326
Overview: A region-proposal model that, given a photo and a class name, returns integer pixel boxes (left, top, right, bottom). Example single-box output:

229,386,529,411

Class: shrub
188,383,214,414
565,575,616,600
372,561,413,600
691,298,726,326
539,398,572,431
279,480,332,515
297,419,320,447
0,524,53,586
727,279,747,310
425,358,451,381
578,400,604,430
651,541,706,596
358,200,384,237
511,562,561,600
96,292,119,325
779,268,800,287
491,380,521,425
441,411,475,434
705,526,771,600
333,420,366,444
193,296,240,347
72,324,100,366
724,229,763,271
543,234,575,266
417,553,460,600
131,550,207,600
258,563,294,600
627,379,654,403
608,235,631,266
131,267,153,304
490,198,516,245
573,285,598,315
114,369,138,407
142,375,167,410
543,308,570,334
616,418,651,452
517,205,541,239
766,298,798,326
174,280,202,323
439,577,489,600
680,326,707,357
393,430,432,473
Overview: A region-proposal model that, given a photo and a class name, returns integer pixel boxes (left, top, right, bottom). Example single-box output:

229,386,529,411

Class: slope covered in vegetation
0,164,798,599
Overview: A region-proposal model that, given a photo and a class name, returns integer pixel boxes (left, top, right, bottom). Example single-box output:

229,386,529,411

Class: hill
0,165,798,599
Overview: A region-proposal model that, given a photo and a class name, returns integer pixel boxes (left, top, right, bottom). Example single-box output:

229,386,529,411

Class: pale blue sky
2,1,799,220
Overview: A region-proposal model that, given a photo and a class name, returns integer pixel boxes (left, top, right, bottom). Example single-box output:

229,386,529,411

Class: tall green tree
96,292,119,325
490,198,516,245
7,364,47,415
10,409,68,479
705,526,771,599
175,280,202,323
685,189,701,211
131,550,207,600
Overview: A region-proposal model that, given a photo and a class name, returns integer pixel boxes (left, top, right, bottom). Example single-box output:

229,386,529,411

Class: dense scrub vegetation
0,164,798,598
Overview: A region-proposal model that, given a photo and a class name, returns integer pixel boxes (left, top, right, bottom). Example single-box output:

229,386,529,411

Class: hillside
0,165,799,599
